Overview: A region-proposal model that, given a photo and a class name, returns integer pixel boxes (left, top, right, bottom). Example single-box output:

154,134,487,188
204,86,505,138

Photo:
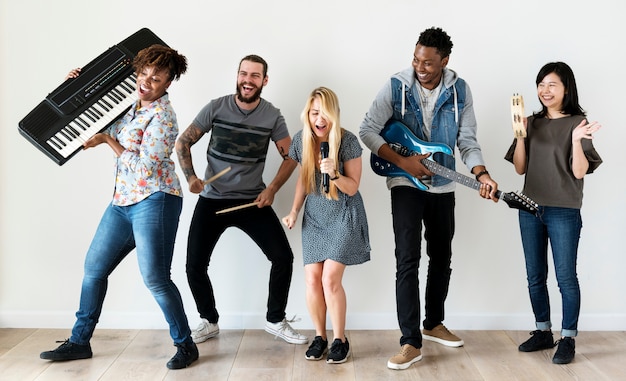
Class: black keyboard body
18,28,167,165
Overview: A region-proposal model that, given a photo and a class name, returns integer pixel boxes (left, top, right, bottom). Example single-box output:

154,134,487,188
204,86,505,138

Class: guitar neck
421,159,502,198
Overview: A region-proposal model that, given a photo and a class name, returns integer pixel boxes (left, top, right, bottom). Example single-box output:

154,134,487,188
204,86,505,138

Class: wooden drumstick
215,201,260,215
511,94,526,138
203,166,232,185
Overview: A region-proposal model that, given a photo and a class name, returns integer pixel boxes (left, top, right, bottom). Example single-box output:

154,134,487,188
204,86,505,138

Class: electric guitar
370,120,538,215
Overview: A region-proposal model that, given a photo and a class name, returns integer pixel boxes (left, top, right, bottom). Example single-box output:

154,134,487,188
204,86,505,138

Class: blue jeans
391,186,455,349
519,206,582,337
71,192,192,345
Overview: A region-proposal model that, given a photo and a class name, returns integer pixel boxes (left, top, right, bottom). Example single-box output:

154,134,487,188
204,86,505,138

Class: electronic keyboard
18,28,167,165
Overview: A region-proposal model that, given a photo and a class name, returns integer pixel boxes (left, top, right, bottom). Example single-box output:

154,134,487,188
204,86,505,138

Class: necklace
417,84,437,119
418,85,436,103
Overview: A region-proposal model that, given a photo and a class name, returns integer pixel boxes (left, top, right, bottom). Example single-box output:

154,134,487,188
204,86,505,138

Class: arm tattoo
279,145,289,160
176,126,204,180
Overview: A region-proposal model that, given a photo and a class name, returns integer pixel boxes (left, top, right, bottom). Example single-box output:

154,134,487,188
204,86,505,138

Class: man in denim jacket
359,27,498,370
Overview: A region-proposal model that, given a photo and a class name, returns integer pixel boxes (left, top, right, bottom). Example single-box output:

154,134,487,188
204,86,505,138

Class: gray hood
393,66,460,124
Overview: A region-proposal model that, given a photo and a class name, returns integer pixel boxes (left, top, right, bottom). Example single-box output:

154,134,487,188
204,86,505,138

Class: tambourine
511,94,526,138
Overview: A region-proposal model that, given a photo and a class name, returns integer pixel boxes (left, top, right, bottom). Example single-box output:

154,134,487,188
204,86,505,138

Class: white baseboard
1,311,624,331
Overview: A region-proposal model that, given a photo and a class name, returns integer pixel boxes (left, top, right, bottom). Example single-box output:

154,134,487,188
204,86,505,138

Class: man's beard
236,82,263,104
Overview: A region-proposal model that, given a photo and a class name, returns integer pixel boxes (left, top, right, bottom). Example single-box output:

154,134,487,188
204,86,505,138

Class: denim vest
390,77,466,187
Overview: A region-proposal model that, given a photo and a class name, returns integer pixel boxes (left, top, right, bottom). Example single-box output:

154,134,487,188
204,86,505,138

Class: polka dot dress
290,130,371,266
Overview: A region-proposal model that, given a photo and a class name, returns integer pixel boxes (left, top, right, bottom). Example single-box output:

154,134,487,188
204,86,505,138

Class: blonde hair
300,87,343,200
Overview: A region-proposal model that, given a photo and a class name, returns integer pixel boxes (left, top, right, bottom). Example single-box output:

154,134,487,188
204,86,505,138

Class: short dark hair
133,44,187,81
417,27,453,58
239,54,268,77
535,62,585,117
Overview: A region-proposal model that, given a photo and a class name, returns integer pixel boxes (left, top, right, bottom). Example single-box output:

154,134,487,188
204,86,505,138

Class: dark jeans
519,206,582,337
391,186,455,348
185,196,294,324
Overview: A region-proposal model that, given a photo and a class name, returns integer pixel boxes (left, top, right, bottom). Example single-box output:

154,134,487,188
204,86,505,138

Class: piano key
109,90,123,103
113,88,126,99
59,129,72,141
76,116,90,128
70,121,86,131
99,98,113,110
90,105,104,118
63,127,77,139
83,111,96,123
85,107,99,120
91,103,111,122
119,80,134,93
46,74,138,158
67,125,81,138
48,138,63,151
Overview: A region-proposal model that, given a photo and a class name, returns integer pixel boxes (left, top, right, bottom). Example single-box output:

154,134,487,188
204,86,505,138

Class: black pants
391,186,455,348
185,196,294,323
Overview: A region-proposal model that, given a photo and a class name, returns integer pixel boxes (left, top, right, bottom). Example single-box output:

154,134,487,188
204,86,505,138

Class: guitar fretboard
421,159,503,199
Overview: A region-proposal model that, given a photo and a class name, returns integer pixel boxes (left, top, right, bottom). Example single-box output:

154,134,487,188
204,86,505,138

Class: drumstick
203,166,232,185
215,201,260,215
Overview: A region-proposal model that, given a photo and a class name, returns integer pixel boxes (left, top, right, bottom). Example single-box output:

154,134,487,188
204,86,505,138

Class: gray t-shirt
193,95,289,199
505,115,602,209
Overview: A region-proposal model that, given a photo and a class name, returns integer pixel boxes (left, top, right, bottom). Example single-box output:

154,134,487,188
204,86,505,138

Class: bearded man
176,55,307,345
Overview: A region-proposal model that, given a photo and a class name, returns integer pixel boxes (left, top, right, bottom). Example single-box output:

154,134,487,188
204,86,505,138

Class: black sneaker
166,341,199,369
518,330,555,352
326,338,350,364
552,337,575,364
305,336,328,360
40,339,92,361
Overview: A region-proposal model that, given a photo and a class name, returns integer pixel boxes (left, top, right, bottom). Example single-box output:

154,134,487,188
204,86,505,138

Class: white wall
1,0,624,332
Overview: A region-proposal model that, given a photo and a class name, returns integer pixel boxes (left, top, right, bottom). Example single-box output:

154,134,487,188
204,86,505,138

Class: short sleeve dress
290,129,371,266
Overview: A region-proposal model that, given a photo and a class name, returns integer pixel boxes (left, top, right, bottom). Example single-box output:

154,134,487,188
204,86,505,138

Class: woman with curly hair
40,44,198,370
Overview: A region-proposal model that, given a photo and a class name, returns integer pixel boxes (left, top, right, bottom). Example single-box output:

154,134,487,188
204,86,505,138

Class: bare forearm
267,158,297,194
512,138,527,175
175,125,204,182
571,141,589,179
290,171,306,214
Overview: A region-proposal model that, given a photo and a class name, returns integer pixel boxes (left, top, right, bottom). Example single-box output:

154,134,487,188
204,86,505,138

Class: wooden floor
0,328,624,380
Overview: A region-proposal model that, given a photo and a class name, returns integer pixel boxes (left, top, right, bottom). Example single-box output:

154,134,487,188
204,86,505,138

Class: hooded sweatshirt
359,66,485,192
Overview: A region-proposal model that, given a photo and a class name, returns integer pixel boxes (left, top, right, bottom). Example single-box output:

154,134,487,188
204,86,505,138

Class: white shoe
191,318,219,343
264,318,308,345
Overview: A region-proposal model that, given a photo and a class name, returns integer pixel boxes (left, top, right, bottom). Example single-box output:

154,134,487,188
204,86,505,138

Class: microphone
320,141,329,193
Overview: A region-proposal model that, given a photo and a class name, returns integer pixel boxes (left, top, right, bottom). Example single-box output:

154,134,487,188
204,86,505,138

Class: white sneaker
264,318,308,345
191,318,219,343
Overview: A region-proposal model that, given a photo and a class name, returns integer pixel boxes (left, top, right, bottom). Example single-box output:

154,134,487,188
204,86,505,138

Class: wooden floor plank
0,328,624,380
0,328,37,356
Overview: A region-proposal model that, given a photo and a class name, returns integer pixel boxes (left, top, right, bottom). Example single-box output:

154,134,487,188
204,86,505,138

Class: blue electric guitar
370,120,538,215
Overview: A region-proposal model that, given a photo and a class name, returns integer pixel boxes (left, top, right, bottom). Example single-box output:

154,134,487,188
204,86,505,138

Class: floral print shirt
104,93,182,206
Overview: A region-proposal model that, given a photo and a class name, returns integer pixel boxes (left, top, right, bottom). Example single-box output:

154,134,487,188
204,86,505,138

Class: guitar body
369,120,539,215
370,120,453,190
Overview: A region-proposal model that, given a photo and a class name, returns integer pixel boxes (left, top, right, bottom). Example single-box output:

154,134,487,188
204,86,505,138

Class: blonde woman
282,87,370,364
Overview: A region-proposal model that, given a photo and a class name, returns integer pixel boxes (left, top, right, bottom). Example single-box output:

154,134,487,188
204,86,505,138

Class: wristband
475,170,489,181
330,170,340,181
